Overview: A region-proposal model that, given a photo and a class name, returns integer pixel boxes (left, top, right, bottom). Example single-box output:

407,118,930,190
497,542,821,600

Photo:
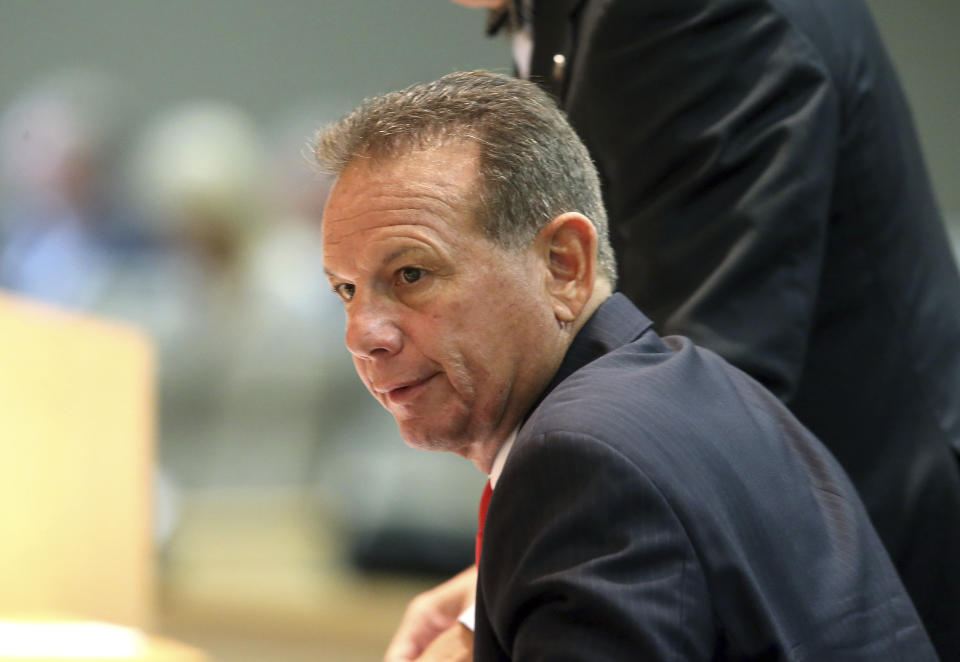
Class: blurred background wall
0,1,955,219
866,0,960,233
0,0,511,123
0,1,955,660
0,3,510,660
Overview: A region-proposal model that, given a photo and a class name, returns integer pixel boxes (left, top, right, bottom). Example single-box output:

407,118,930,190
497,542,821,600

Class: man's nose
344,298,403,359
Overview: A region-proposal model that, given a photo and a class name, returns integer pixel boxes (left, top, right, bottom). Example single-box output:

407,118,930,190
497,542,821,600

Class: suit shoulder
524,335,765,460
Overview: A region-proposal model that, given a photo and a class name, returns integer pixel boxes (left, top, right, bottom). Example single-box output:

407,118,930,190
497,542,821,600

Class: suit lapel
529,0,586,101
487,0,586,101
485,4,511,36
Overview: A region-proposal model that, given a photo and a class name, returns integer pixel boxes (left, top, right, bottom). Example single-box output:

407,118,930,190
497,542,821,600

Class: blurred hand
384,565,478,662
450,0,510,9
416,623,473,661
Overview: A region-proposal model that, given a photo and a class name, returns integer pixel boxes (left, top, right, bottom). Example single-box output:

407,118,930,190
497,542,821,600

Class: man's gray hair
313,70,617,285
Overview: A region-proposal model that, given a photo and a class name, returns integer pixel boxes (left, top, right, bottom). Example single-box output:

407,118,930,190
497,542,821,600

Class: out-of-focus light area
0,1,955,660
0,621,143,658
0,2,508,660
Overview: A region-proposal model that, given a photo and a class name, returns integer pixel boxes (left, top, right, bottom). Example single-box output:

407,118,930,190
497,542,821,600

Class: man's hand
384,565,478,662
450,0,509,8
415,623,474,661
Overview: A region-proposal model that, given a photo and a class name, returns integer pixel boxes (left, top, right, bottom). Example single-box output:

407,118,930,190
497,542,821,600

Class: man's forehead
338,139,481,186
323,142,483,234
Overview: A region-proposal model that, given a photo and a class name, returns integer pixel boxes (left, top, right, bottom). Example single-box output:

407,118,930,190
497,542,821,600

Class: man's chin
401,433,462,454
398,422,499,473
397,423,467,454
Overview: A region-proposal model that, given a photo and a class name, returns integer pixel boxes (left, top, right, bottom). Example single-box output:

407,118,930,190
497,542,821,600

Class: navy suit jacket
474,294,936,661
486,1,960,655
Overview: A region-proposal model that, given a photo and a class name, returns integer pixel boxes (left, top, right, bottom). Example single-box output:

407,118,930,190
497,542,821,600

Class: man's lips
374,373,441,405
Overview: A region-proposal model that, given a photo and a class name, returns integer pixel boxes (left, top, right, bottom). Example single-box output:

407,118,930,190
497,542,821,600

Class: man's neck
459,430,511,474
460,281,613,474
489,429,518,486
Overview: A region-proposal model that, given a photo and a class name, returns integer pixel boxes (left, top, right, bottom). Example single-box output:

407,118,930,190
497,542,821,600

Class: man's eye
399,267,426,284
333,283,355,301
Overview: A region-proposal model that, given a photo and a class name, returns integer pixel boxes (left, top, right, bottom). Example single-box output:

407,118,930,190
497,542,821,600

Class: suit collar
487,0,585,35
487,1,586,100
526,293,654,419
528,0,583,99
485,4,511,36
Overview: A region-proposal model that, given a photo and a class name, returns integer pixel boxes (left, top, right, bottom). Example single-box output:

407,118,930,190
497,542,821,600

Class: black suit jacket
474,294,937,661
488,0,960,655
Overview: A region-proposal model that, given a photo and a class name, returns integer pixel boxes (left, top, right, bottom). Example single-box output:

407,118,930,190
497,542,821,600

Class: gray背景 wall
0,0,510,124
0,0,955,223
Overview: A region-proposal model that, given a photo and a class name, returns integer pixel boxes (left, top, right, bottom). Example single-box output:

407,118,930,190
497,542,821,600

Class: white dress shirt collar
489,428,518,489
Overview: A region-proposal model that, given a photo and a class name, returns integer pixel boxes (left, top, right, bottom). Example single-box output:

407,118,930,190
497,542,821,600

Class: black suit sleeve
573,0,841,400
477,432,715,660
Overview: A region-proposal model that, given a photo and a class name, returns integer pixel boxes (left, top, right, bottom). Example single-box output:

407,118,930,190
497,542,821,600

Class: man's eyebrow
383,245,428,264
324,245,429,280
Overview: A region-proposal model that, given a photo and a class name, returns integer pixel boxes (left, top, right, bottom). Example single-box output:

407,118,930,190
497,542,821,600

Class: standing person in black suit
316,71,937,661
437,1,960,658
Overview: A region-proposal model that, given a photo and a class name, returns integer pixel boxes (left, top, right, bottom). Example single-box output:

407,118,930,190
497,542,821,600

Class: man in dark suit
315,71,937,661
450,1,960,657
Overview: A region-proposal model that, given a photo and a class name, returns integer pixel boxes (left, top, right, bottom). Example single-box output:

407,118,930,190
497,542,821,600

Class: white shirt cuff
458,602,476,631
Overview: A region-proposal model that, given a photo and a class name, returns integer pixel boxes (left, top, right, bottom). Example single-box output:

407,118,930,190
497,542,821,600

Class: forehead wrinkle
324,189,477,242
323,208,453,244
323,143,484,276
323,222,448,280
335,151,477,212
356,185,471,220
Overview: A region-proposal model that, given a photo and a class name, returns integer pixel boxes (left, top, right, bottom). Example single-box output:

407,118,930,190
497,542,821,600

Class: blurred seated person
0,68,151,308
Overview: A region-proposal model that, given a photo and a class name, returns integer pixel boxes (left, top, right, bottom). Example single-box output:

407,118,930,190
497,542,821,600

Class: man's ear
535,212,598,323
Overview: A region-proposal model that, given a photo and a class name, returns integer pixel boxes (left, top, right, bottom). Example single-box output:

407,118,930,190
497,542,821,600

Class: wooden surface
0,294,156,629
0,616,207,662
156,490,438,661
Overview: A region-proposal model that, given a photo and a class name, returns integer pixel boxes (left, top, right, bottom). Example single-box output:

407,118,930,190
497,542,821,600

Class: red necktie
475,480,493,565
